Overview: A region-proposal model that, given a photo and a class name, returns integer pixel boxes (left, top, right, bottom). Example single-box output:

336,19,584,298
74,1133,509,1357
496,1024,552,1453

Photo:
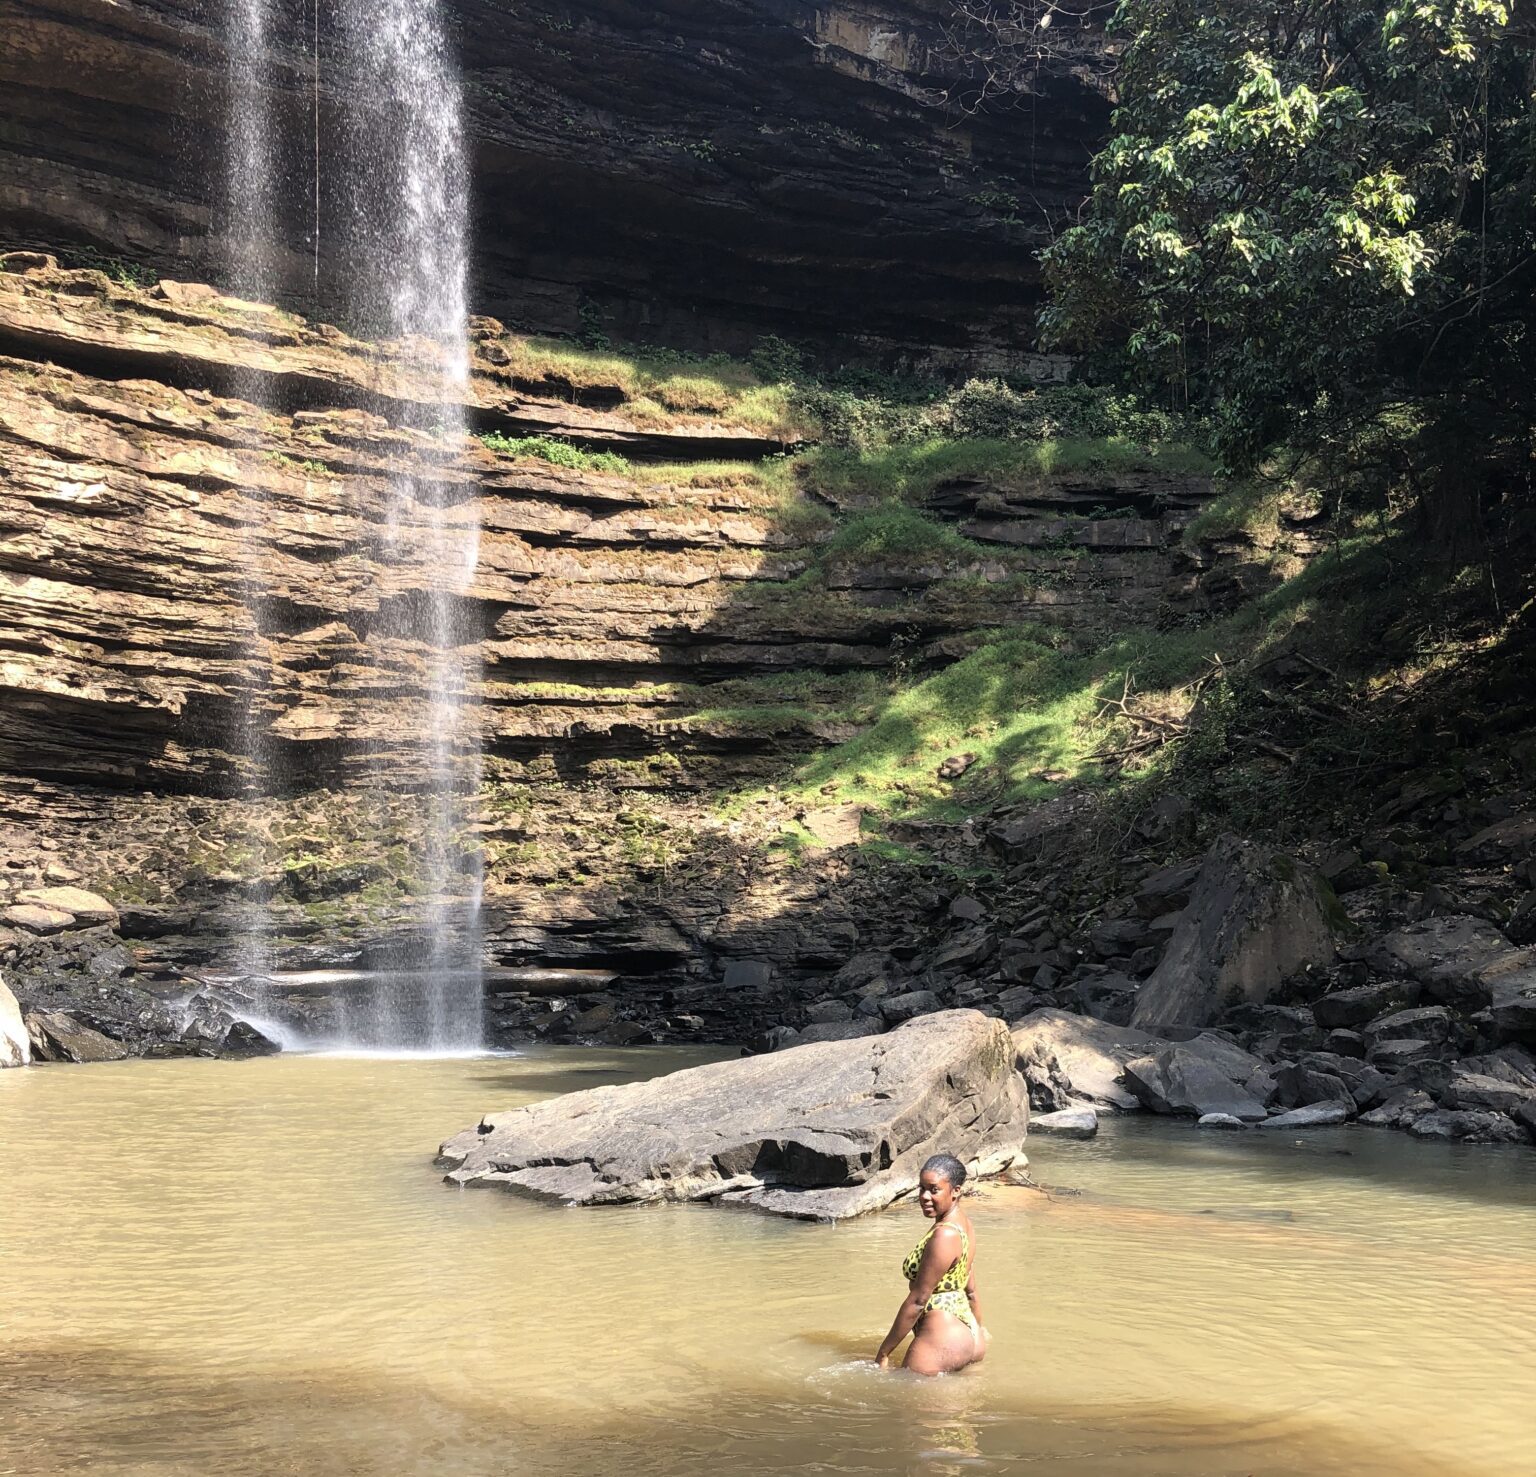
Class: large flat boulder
1131,835,1339,1032
1,975,30,1068
437,1010,1028,1220
15,886,118,927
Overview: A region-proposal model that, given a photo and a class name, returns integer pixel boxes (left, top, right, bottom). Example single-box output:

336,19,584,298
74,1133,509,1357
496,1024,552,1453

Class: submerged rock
1260,1103,1351,1129
437,1009,1028,1220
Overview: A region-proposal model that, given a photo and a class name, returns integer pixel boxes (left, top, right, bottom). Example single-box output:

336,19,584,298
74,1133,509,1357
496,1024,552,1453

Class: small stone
948,895,986,924
1197,1113,1246,1130
43,862,81,884
1030,1107,1099,1138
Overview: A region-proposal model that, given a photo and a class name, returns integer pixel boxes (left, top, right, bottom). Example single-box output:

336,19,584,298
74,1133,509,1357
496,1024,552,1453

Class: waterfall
222,0,277,996
218,0,483,1052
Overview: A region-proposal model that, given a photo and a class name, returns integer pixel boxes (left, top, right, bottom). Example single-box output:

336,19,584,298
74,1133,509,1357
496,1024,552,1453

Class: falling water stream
217,0,482,1051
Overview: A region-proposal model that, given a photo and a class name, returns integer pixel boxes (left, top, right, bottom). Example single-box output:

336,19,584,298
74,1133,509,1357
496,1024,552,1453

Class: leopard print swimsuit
901,1220,976,1332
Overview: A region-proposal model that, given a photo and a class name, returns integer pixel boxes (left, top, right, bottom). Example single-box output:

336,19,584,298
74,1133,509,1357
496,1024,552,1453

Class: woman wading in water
874,1153,988,1375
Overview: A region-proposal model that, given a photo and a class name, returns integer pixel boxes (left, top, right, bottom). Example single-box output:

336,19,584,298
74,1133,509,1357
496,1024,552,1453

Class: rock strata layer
438,1009,1028,1219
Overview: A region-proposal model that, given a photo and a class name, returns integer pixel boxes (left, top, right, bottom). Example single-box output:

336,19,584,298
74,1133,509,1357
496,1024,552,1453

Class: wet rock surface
438,1010,1028,1219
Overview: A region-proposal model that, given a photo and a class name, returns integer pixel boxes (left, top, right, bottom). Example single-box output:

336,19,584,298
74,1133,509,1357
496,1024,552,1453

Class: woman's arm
874,1224,960,1367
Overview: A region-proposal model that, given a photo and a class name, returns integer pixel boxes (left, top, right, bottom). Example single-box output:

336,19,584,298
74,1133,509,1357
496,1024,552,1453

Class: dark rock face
437,1009,1028,1219
0,0,1109,368
1121,1041,1273,1122
1130,835,1338,1033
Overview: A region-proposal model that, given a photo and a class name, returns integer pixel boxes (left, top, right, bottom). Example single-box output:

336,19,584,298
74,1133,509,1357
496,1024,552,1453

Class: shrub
477,432,629,474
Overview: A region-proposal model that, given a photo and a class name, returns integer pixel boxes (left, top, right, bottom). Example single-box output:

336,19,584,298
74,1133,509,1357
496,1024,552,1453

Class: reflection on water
1,1051,1532,1476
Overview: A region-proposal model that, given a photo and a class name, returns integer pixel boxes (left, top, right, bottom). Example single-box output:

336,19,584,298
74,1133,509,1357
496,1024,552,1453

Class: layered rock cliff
0,0,1108,367
0,253,1223,1040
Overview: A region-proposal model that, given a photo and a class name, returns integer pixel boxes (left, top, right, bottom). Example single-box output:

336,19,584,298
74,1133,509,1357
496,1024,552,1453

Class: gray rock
1,974,30,1068
25,1009,129,1063
438,1010,1028,1220
1131,835,1338,1032
1370,915,1509,986
932,927,995,970
1366,1038,1443,1070
1071,970,1139,1025
799,1018,882,1045
1360,1089,1437,1128
759,1025,802,1052
1123,1044,1271,1121
1364,1006,1454,1048
948,895,986,924
1313,980,1422,1030
1197,1112,1247,1129
2,903,75,935
1323,1028,1367,1058
1260,1102,1351,1129
1011,1008,1165,1111
15,885,118,926
880,989,942,1024
722,959,775,990
1272,1062,1355,1110
223,1019,281,1056
1491,994,1536,1042
1133,860,1200,917
805,999,853,1025
1407,1109,1529,1144
1439,1068,1536,1117
1030,1107,1099,1138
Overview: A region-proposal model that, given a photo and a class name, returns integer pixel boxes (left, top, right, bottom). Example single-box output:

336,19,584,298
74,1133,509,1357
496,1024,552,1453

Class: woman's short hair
921,1153,968,1188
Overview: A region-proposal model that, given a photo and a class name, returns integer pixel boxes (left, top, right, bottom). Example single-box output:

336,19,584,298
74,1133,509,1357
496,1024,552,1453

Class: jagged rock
1133,860,1200,917
1360,1089,1437,1129
1440,1069,1536,1117
1131,835,1338,1032
1071,970,1139,1025
1197,1113,1247,1129
1364,1006,1454,1048
438,1010,1027,1220
1492,995,1536,1042
1,975,30,1067
880,989,942,1024
1272,1063,1355,1110
805,999,853,1025
1030,1107,1099,1138
1367,1038,1444,1070
722,960,775,990
15,886,117,926
1293,1052,1390,1109
1313,980,1423,1030
1323,1028,1367,1058
1122,1042,1273,1122
223,1020,281,1056
1455,814,1536,862
798,1019,881,1046
948,894,986,923
1261,1102,1352,1128
25,1008,129,1063
1011,1008,1164,1111
1407,1109,1529,1144
1370,915,1509,987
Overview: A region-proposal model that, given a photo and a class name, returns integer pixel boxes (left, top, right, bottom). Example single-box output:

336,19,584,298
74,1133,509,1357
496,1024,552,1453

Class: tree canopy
1034,0,1535,533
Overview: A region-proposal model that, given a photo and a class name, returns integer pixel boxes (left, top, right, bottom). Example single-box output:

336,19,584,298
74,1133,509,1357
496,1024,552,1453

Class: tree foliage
1037,0,1535,530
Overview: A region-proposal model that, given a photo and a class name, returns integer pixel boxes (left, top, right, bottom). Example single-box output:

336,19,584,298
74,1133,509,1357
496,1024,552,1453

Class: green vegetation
1039,0,1534,545
477,432,630,474
264,451,335,478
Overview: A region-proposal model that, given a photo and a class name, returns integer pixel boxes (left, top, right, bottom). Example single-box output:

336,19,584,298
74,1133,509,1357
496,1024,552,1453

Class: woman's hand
874,1351,891,1369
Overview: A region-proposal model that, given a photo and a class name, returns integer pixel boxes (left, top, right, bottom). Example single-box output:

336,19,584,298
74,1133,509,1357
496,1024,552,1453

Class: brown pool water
1,1049,1532,1476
